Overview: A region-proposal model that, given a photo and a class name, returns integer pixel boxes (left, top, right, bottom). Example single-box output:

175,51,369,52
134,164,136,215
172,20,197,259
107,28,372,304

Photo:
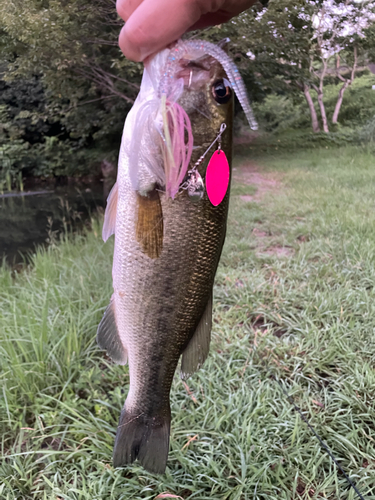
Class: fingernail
138,47,154,62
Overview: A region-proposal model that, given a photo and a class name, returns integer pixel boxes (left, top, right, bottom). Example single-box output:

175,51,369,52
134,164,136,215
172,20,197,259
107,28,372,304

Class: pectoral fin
136,189,163,259
96,296,127,365
102,182,118,242
181,293,212,380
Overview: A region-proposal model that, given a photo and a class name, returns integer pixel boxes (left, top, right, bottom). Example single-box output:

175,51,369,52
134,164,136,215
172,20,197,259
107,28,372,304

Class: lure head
185,169,205,202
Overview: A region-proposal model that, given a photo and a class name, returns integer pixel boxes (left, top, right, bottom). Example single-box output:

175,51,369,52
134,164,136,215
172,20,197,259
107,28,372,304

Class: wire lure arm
180,123,227,201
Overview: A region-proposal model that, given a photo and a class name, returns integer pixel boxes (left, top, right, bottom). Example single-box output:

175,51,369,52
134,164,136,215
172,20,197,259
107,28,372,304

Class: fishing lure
181,123,228,204
128,39,257,200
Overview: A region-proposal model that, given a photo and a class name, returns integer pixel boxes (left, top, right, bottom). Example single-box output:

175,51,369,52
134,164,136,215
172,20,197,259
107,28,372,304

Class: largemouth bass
97,39,256,474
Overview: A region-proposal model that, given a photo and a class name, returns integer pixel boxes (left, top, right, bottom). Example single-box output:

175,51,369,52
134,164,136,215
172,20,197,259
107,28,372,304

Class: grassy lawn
1,145,375,499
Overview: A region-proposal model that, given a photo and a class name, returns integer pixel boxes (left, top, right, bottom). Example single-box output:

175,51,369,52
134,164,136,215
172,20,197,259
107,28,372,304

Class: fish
96,39,257,474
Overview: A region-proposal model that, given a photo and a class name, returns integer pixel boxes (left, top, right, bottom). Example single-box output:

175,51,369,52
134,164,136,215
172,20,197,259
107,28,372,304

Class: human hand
117,0,256,62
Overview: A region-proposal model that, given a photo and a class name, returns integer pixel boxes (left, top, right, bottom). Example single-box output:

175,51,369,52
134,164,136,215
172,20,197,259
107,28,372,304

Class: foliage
230,0,375,132
0,73,129,185
358,116,375,143
0,0,141,103
1,0,375,186
252,72,375,138
2,147,375,497
0,0,142,186
253,95,305,133
327,74,375,126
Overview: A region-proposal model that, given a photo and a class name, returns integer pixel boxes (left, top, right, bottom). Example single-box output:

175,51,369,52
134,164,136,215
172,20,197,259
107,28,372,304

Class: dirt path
232,161,293,258
233,161,282,202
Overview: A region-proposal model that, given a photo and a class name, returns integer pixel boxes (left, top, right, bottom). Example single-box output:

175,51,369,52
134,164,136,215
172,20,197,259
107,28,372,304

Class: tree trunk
311,58,329,133
303,85,320,133
317,92,329,133
332,81,349,124
332,46,357,124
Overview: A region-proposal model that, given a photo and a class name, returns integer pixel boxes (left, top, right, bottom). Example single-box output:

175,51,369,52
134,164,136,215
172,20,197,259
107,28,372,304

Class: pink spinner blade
205,150,230,206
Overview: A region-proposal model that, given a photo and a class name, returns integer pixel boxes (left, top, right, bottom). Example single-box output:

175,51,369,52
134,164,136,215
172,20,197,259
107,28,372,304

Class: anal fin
136,189,163,259
181,292,212,380
96,297,127,365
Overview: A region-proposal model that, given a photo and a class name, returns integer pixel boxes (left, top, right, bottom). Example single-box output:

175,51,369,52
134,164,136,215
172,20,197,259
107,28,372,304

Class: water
0,184,106,265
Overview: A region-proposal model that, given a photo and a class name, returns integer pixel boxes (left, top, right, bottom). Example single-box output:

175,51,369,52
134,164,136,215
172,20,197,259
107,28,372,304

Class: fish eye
212,79,232,104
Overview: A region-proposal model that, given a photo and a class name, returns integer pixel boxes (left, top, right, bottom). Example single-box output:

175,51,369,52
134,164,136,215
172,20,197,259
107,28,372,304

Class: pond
0,182,107,265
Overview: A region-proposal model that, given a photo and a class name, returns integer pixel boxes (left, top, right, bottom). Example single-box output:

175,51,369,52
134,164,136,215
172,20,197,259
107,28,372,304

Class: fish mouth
176,56,215,91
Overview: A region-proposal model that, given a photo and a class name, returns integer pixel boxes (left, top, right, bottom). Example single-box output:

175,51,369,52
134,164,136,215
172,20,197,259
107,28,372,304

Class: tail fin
113,407,171,474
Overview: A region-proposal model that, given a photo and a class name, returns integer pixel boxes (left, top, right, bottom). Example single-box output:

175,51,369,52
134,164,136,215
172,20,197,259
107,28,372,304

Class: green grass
1,145,375,499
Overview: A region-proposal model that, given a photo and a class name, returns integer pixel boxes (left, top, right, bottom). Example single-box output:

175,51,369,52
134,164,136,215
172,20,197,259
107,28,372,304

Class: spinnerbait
180,123,227,202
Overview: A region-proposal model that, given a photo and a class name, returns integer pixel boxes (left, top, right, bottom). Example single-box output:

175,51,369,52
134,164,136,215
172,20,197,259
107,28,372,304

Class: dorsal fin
102,182,118,242
136,189,163,259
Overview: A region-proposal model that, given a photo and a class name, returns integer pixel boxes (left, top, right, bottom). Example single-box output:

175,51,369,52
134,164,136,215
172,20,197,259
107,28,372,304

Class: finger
116,0,143,22
220,0,257,16
189,0,257,29
188,10,233,31
119,0,207,61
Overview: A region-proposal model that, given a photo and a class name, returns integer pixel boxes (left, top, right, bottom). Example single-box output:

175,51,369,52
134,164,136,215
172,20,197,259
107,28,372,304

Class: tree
0,0,143,182
329,1,375,124
233,0,323,132
232,0,375,133
0,0,141,104
312,0,375,127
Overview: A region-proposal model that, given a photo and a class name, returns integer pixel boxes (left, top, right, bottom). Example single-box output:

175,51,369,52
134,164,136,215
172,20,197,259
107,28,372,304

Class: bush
240,127,360,157
358,115,375,143
323,74,375,127
253,94,307,132
253,73,375,135
0,76,128,188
